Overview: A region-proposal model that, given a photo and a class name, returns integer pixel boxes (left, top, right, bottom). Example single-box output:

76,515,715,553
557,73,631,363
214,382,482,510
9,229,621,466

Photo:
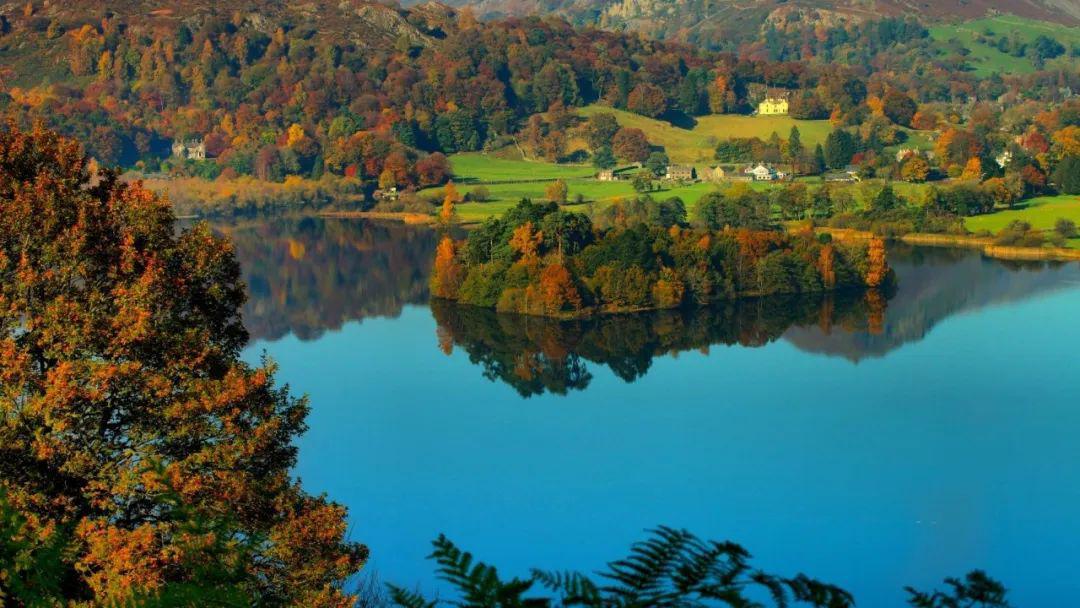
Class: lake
222,216,1080,606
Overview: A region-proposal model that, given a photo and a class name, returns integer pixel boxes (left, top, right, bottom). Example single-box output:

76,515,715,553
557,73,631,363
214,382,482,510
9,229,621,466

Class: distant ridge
425,0,1080,46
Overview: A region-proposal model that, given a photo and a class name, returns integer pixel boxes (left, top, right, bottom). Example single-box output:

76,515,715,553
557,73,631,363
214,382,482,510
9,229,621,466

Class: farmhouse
757,97,789,116
172,139,207,161
665,164,696,181
597,169,618,181
744,163,785,181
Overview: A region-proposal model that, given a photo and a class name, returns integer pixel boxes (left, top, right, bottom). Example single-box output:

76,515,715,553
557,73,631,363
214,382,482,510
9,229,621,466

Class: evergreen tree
812,143,827,174
824,130,858,170
1053,155,1080,194
788,126,804,162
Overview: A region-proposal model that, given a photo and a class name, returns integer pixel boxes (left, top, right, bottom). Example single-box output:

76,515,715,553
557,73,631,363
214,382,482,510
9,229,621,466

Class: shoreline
817,228,1080,262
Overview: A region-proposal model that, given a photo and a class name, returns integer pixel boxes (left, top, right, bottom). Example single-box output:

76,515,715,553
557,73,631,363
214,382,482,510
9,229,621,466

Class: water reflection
786,243,1080,361
431,291,888,397
220,218,1080,365
213,216,442,341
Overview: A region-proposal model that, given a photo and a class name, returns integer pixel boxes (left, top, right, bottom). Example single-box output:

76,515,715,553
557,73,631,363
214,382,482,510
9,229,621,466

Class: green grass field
929,16,1080,77
452,179,725,222
965,195,1080,247
577,105,833,165
448,153,596,182
436,151,942,224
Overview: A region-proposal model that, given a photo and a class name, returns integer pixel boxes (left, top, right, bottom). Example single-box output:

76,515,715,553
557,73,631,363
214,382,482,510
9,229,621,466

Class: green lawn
448,152,595,183
451,179,726,222
577,105,832,165
966,195,1080,245
929,16,1080,77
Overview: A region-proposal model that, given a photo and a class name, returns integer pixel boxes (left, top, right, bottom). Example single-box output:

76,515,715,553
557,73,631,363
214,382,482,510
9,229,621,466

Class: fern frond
387,584,438,608
531,569,601,605
784,574,855,608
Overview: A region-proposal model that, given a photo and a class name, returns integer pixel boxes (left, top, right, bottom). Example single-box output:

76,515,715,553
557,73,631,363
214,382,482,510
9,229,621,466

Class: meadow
929,15,1080,77
452,176,725,222
448,153,596,182
434,151,945,223
576,105,833,164
965,195,1080,247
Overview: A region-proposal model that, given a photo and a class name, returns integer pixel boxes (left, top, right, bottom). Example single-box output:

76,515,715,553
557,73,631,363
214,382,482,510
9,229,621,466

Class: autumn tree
961,157,984,181
0,126,365,606
545,178,568,204
612,127,651,163
626,83,667,118
510,221,543,263
585,112,620,151
539,263,582,314
440,181,461,224
865,237,889,288
431,236,464,299
818,244,836,289
900,155,930,182
882,90,917,127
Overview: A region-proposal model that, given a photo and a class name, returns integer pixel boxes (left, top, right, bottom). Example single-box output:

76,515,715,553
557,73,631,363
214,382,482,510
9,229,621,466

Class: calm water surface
223,217,1080,606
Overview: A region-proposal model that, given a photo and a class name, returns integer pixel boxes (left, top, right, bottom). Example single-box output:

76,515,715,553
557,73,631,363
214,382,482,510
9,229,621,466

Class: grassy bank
965,194,1080,237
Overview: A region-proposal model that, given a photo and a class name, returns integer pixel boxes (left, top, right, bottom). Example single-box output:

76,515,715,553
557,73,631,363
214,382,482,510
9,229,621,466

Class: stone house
665,164,696,181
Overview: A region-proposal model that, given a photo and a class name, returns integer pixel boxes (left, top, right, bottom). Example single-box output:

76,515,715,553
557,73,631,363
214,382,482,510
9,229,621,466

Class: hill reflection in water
222,218,1080,370
432,292,888,397
212,216,442,342
784,243,1080,361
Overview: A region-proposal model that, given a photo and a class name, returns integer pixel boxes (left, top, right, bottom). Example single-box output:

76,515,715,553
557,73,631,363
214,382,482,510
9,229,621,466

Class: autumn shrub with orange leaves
433,198,891,318
0,125,366,606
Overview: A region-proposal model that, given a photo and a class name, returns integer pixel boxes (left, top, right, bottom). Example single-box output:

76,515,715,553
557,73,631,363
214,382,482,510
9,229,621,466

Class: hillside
440,0,1080,49
0,0,455,87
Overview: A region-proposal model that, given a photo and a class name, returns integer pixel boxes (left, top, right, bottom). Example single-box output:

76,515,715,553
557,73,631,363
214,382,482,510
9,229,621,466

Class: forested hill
2,0,1079,199
436,0,1080,48
1,0,456,52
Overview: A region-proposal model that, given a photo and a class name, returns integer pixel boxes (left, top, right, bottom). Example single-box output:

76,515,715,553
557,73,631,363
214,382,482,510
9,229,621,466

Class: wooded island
431,199,891,316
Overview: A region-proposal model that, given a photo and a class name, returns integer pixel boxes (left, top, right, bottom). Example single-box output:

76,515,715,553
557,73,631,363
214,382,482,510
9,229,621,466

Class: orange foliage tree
431,236,464,299
439,181,460,225
864,237,888,288
818,244,836,289
0,126,365,606
960,157,983,181
539,263,582,314
509,221,543,263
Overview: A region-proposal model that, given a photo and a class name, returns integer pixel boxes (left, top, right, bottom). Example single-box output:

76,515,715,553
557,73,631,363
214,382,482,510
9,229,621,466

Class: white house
745,163,779,181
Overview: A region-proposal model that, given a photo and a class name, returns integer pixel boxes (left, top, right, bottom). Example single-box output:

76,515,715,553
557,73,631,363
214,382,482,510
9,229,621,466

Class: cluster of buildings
597,162,791,184
706,163,789,182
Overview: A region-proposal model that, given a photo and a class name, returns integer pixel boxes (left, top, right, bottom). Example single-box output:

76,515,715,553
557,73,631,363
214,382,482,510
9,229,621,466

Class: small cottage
665,165,696,181
597,169,618,181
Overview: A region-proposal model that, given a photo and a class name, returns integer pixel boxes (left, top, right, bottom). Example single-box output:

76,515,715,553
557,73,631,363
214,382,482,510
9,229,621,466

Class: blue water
230,218,1080,606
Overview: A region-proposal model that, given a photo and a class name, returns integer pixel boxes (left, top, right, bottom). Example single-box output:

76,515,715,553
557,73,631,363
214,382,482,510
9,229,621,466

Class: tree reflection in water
210,216,444,342
431,289,890,397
